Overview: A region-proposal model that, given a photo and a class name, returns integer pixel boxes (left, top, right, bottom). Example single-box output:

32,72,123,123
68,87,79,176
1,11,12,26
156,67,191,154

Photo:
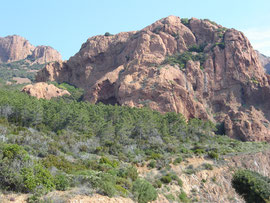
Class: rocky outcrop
0,35,61,64
256,50,270,74
36,16,270,142
22,82,70,99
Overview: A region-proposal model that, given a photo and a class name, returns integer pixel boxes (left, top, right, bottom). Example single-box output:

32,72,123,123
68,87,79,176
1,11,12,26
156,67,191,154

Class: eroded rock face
36,16,270,141
0,35,61,63
256,50,270,74
22,82,70,100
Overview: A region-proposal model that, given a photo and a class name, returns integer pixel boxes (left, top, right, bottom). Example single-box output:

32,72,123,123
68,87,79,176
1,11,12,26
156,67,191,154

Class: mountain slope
36,16,270,142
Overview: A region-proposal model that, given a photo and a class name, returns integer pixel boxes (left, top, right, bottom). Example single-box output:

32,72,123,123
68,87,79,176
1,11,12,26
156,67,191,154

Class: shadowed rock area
36,16,270,142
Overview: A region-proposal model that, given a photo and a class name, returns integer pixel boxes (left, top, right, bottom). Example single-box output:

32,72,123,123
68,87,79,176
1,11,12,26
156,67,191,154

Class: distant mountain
256,50,270,74
0,35,62,84
0,35,61,64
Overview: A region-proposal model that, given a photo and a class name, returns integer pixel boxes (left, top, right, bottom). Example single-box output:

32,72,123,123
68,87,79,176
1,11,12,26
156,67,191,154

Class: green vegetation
215,42,225,49
0,59,45,83
104,32,113,36
0,85,269,202
181,18,189,26
204,19,219,27
49,82,84,101
0,144,55,193
163,51,206,70
178,189,190,202
188,44,207,53
132,179,158,203
232,169,270,203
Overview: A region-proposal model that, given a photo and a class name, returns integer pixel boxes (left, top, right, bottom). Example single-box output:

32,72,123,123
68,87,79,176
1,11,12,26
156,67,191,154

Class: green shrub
104,32,113,36
99,156,119,168
21,163,55,193
232,169,270,203
132,179,158,203
99,181,117,197
173,156,183,165
208,151,219,159
147,160,156,169
160,175,172,184
215,42,225,49
179,189,190,202
117,166,138,181
153,179,162,188
0,144,54,193
42,155,86,173
149,152,162,160
188,44,206,53
181,18,189,26
177,178,183,187
115,184,128,196
54,173,70,191
163,51,206,70
2,143,29,160
203,163,213,170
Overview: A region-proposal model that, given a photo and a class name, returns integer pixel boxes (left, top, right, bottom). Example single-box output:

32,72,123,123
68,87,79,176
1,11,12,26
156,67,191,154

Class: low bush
203,163,213,170
132,179,158,203
160,175,172,184
163,51,206,70
42,155,86,173
173,156,183,165
232,169,270,203
54,173,70,191
181,18,189,26
147,160,156,169
179,189,190,202
208,151,219,159
0,144,54,193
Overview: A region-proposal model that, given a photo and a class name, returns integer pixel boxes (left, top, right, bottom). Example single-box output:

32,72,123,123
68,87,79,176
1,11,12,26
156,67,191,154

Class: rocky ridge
36,16,270,142
0,35,61,64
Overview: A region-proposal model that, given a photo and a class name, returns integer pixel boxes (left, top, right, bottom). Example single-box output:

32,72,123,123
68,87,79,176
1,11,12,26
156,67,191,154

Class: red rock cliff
0,35,61,63
36,16,270,142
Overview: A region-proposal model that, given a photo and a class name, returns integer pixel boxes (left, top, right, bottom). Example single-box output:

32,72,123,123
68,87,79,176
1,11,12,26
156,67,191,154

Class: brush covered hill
36,16,270,142
0,85,270,202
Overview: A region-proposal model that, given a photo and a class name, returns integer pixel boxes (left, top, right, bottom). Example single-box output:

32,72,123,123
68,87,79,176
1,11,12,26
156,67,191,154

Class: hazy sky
1,0,270,59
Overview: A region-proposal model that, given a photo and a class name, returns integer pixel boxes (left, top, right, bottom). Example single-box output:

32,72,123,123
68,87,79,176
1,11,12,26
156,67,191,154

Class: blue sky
1,0,270,59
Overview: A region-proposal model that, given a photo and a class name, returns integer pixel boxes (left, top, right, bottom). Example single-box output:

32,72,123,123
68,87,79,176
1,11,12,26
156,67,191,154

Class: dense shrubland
0,86,269,202
232,169,270,203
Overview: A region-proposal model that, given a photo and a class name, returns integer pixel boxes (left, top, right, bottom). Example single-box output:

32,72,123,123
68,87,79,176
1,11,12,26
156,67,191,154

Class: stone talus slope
0,35,61,63
36,16,270,142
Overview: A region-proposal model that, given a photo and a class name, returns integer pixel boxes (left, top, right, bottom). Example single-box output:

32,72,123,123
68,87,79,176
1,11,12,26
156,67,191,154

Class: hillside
0,87,270,202
0,35,61,84
36,16,270,142
1,16,270,203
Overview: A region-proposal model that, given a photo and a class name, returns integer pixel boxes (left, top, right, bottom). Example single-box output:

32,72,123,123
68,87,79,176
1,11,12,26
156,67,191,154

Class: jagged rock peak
36,16,270,142
0,35,61,63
